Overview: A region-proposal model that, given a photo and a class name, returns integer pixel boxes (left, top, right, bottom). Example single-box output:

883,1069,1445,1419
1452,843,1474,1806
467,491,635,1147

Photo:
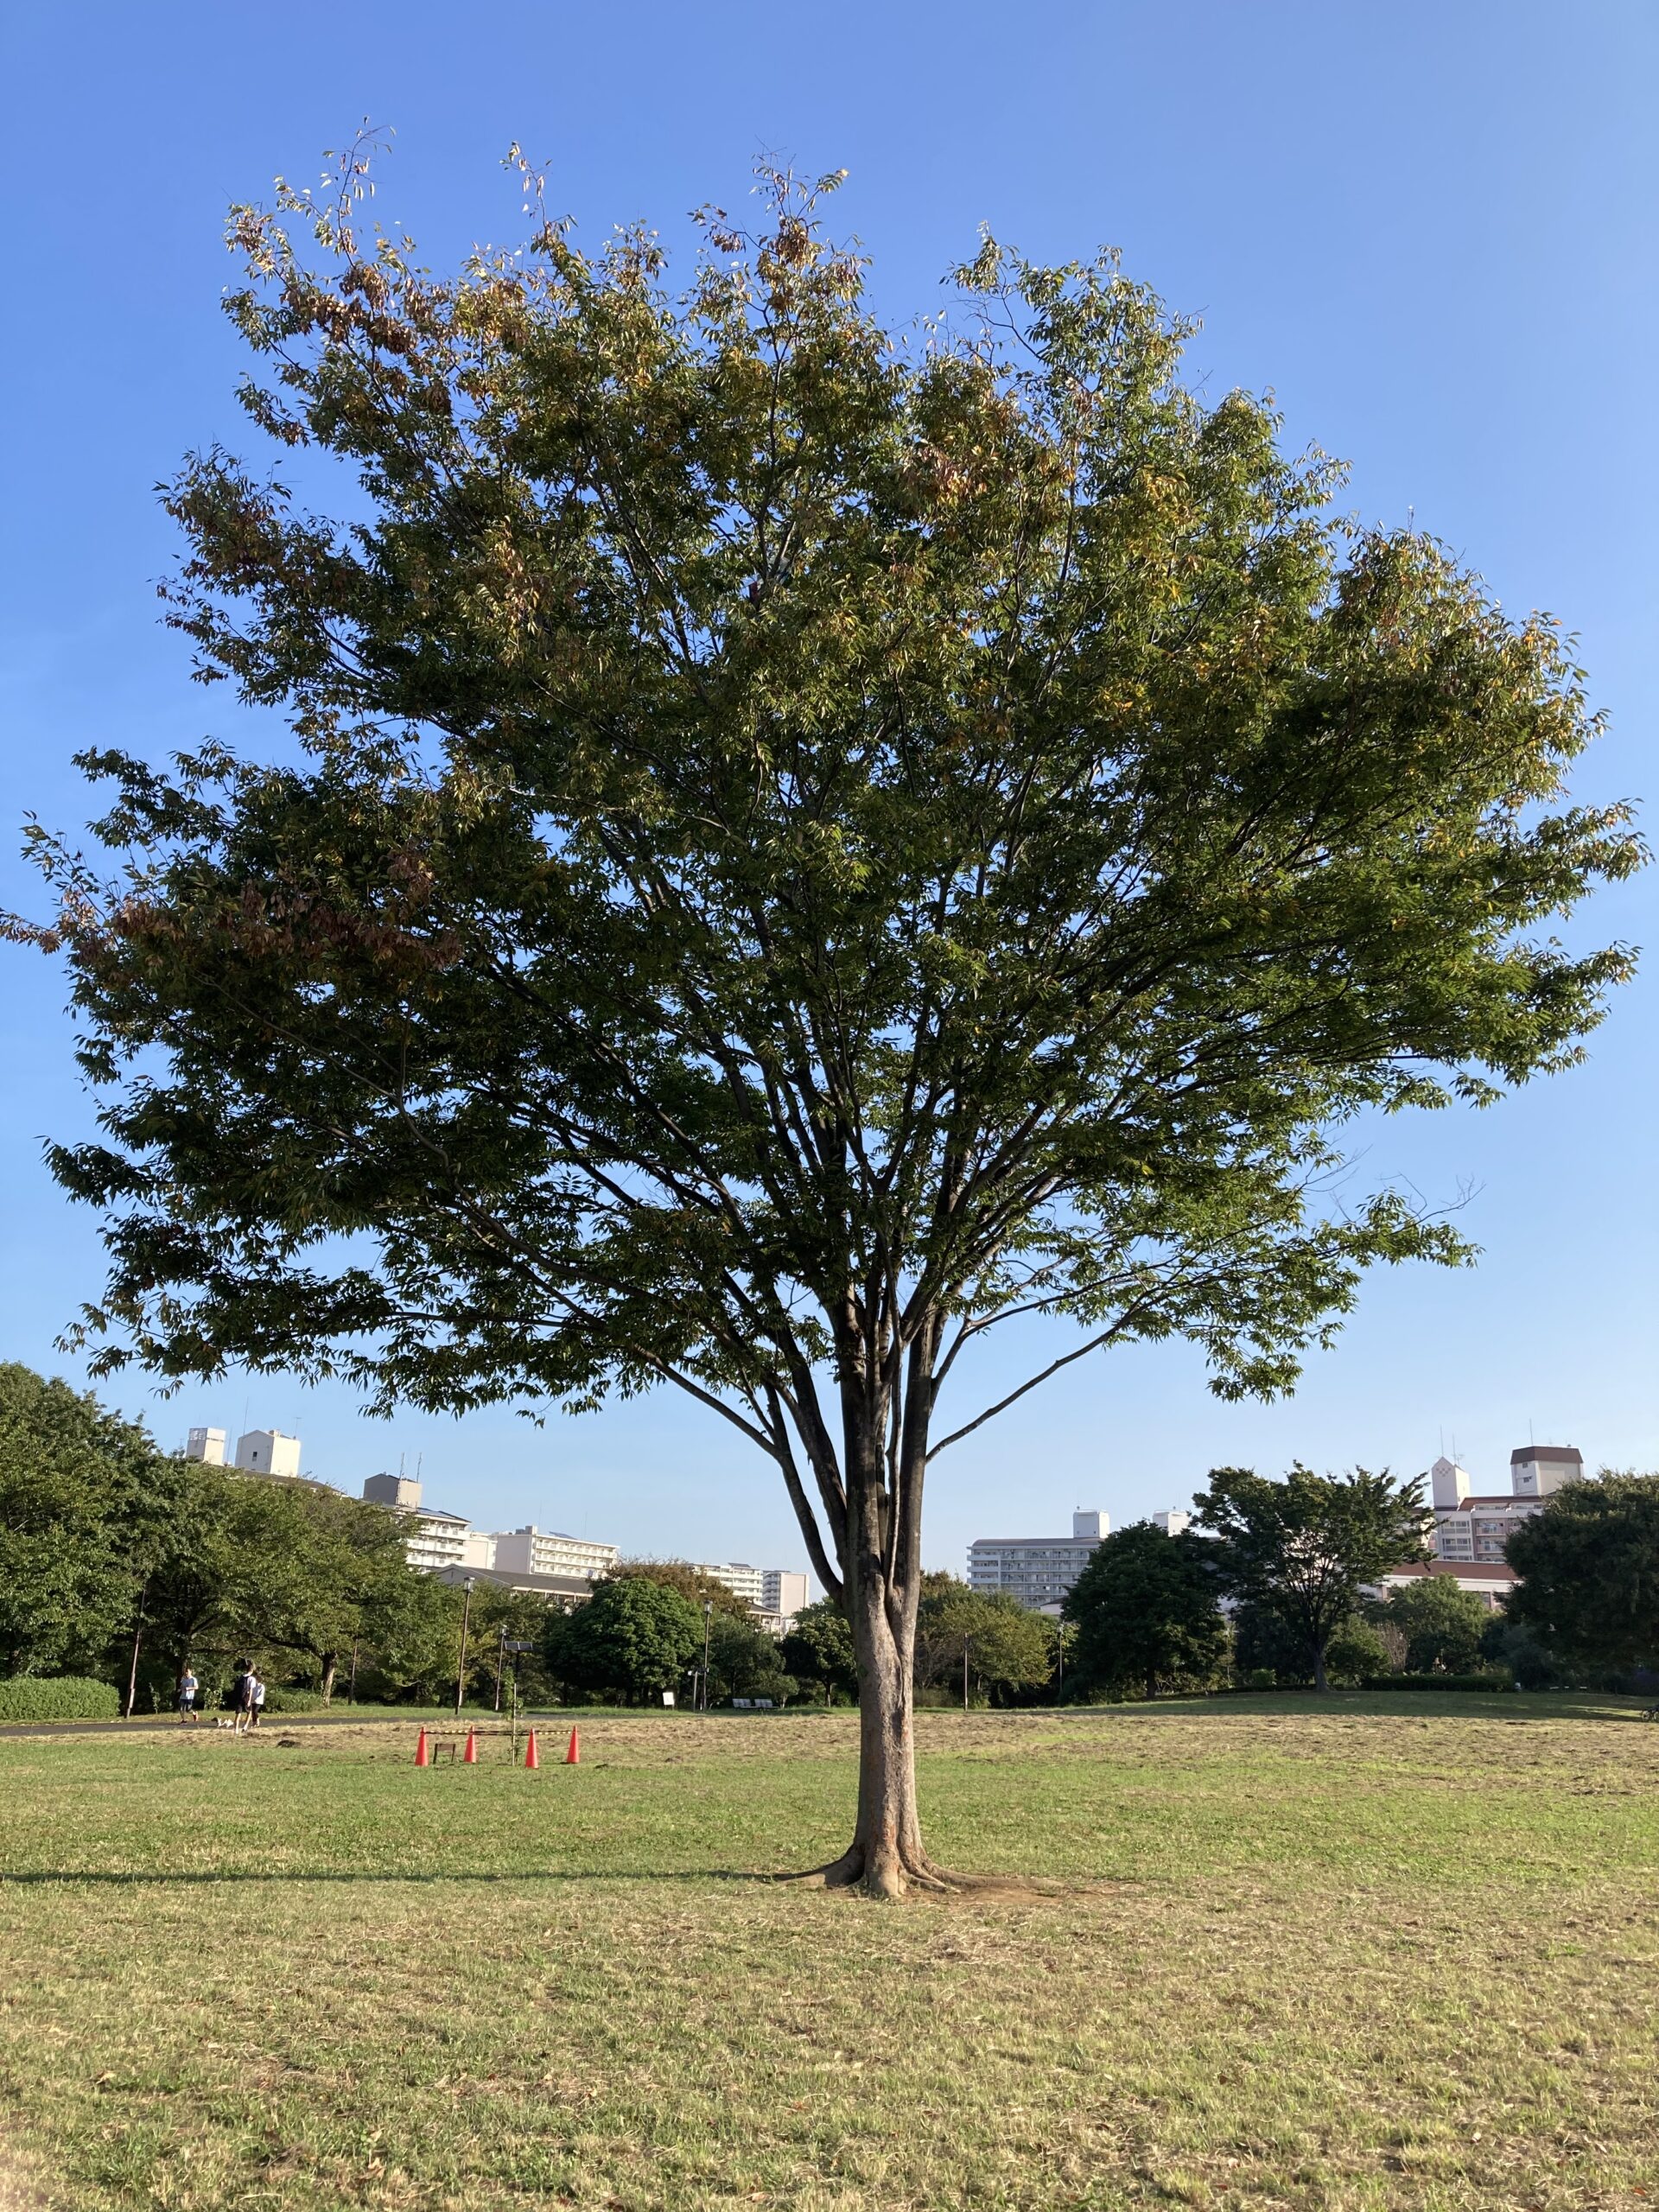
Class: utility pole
124,1580,149,1720
494,1621,507,1711
455,1575,476,1718
963,1638,970,1713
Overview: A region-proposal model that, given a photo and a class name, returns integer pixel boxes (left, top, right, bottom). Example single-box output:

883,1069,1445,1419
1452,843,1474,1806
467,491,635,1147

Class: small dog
213,1717,237,1730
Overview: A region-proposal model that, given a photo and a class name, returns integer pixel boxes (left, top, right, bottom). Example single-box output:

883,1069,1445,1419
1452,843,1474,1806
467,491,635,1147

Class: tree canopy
1375,1573,1490,1675
1062,1521,1227,1700
548,1573,702,1701
0,1363,168,1678
1193,1465,1431,1690
912,1576,1055,1701
19,149,1637,1890
780,1599,859,1703
1504,1474,1659,1676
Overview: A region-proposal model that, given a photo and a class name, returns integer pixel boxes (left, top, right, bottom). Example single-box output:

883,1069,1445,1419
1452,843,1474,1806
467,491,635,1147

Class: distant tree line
1060,1463,1659,1698
5,1360,1651,1710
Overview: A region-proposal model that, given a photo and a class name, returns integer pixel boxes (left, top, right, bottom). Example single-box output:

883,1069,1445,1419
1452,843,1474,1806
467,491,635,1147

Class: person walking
232,1661,255,1734
250,1674,267,1730
176,1665,199,1723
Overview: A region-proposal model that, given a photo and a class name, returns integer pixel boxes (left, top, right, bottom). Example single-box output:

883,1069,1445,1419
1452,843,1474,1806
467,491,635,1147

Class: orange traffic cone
462,1726,477,1764
415,1726,429,1768
523,1728,539,1770
565,1726,581,1765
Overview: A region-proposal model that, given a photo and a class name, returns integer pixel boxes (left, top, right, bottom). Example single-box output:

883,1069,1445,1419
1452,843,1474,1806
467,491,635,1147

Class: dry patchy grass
1,1697,1656,2210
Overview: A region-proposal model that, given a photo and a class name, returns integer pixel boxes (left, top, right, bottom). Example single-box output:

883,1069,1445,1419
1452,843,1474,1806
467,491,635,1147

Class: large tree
1504,1474,1659,1677
1064,1521,1228,1700
0,1363,169,1680
17,153,1637,1891
548,1573,703,1703
1194,1465,1432,1691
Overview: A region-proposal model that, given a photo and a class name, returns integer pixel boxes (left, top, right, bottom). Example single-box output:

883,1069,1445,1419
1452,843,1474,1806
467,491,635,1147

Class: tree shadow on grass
0,1865,1092,1895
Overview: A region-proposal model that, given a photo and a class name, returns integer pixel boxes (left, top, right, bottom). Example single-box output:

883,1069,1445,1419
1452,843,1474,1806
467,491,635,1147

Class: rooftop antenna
398,1452,405,1478
415,1452,423,1482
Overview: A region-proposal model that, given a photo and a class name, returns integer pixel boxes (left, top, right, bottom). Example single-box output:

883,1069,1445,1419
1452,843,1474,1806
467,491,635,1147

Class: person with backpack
250,1674,267,1729
232,1662,256,1734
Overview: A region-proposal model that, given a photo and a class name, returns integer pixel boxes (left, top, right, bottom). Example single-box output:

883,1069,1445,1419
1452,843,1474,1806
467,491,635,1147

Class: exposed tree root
770,1842,1065,1899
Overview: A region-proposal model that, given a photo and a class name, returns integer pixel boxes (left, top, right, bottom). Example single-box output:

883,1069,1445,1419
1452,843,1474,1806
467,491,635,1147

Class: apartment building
1428,1446,1582,1566
363,1474,476,1572
491,1526,620,1582
760,1569,810,1629
1370,1559,1519,1614
696,1561,766,1608
968,1510,1109,1611
187,1425,304,1479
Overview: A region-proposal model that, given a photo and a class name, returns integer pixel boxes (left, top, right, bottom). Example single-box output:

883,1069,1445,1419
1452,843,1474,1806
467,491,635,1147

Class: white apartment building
697,1561,766,1608
691,1563,810,1634
235,1429,303,1478
363,1471,475,1573
1148,1510,1191,1537
760,1569,810,1627
968,1510,1109,1611
1370,1558,1519,1614
186,1425,304,1479
491,1526,620,1582
1428,1446,1582,1566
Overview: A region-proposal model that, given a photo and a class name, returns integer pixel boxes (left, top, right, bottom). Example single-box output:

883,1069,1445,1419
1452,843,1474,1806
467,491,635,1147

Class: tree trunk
321,1654,337,1705
830,1567,931,1897
814,1349,944,1898
1312,1643,1330,1693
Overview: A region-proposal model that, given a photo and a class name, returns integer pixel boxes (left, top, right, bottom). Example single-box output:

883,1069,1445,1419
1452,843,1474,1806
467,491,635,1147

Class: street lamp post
702,1600,713,1711
455,1575,476,1719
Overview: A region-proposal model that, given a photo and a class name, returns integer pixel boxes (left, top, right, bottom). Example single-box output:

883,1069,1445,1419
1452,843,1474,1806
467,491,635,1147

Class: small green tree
20,153,1637,1891
705,1611,795,1703
548,1575,702,1702
1194,1465,1431,1691
1379,1575,1490,1674
780,1600,860,1703
1504,1474,1659,1677
609,1560,754,1620
1322,1615,1393,1684
912,1576,1052,1703
1063,1522,1227,1700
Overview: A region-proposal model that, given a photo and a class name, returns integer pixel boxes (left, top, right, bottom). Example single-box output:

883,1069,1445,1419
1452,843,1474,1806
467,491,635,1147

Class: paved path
0,1710,548,1740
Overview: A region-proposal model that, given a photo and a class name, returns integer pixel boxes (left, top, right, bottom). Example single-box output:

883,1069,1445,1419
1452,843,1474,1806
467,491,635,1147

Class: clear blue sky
1,1,1654,1578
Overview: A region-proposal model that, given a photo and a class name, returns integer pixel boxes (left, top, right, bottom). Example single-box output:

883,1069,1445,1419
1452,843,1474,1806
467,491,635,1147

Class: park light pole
963,1637,970,1714
702,1600,713,1711
455,1575,476,1718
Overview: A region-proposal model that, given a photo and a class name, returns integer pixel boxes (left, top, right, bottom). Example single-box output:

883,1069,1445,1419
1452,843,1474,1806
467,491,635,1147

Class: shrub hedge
0,1675,122,1722
1361,1672,1514,1693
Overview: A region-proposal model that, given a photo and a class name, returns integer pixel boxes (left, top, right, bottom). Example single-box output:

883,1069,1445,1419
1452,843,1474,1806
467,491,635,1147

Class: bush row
1359,1672,1514,1693
0,1675,122,1722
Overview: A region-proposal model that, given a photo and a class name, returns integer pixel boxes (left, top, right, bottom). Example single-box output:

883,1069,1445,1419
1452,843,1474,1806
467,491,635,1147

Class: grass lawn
1,1695,1656,2210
